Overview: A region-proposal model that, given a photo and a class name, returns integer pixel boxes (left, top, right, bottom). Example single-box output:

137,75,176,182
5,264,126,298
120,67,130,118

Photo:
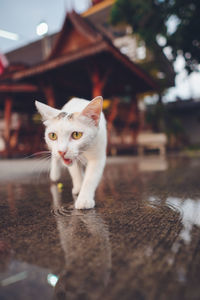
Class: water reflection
50,183,111,300
0,259,53,299
1,157,200,299
166,197,200,244
137,156,168,172
148,195,200,246
147,193,200,285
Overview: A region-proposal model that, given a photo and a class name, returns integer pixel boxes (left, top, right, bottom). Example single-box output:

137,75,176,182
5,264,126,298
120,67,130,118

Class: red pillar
90,67,111,99
91,69,103,98
43,85,56,107
4,96,13,157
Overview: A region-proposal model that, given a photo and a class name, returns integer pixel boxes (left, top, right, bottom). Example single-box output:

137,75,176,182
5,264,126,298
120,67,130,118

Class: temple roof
9,12,157,95
0,11,159,104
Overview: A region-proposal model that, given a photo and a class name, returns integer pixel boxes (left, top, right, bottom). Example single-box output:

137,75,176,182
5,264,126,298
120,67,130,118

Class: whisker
23,151,51,160
77,155,87,166
25,154,51,184
34,156,51,184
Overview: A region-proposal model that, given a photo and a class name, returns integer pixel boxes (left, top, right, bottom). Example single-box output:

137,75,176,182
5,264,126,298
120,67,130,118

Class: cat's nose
58,151,66,157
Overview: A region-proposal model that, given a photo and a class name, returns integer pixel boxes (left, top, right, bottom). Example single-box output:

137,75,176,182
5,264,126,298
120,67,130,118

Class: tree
111,0,200,80
168,0,200,73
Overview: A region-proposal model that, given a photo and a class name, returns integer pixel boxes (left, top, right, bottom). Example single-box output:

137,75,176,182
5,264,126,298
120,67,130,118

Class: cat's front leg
50,156,61,182
67,161,83,196
75,157,106,209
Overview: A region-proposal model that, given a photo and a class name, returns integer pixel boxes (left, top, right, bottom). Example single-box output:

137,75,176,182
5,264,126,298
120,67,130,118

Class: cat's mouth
62,157,73,166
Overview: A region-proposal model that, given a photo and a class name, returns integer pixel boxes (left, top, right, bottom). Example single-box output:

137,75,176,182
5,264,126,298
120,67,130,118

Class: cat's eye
48,132,57,140
71,131,83,140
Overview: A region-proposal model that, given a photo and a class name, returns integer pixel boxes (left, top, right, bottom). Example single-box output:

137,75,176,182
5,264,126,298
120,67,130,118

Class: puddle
147,194,200,245
51,205,75,217
0,259,53,300
1,157,200,299
166,197,200,244
50,205,97,218
137,156,168,172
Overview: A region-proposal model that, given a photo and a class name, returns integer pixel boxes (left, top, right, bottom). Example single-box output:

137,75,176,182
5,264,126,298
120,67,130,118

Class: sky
0,0,200,102
0,0,91,53
164,56,200,102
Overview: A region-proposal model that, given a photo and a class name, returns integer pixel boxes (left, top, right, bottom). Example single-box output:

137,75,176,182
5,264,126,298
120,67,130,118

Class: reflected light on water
166,197,200,244
50,183,111,299
47,274,58,287
147,195,200,245
138,156,168,172
146,194,200,282
1,271,27,286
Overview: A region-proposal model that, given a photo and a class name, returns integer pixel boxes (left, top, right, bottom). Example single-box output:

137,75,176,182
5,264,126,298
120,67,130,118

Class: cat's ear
35,101,60,123
80,96,103,126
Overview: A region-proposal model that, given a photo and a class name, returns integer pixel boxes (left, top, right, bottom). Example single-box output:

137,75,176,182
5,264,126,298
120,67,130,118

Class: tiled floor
0,156,200,300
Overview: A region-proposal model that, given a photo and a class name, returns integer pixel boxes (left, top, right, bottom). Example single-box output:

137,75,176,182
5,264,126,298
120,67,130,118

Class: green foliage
111,0,167,46
111,0,200,73
168,0,200,73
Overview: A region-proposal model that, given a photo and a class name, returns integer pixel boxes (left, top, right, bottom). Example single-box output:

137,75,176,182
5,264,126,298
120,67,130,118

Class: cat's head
35,96,103,166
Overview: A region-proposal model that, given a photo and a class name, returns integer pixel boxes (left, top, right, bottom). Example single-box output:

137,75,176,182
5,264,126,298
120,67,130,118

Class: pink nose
58,151,66,157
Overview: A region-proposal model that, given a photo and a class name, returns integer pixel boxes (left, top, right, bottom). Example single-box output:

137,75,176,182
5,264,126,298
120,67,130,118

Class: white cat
35,96,107,209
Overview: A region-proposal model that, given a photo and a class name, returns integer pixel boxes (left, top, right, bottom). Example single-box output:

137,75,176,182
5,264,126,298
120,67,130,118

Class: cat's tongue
63,158,72,165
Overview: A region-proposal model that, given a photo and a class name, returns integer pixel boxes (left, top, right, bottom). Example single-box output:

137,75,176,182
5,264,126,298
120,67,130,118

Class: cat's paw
75,197,95,210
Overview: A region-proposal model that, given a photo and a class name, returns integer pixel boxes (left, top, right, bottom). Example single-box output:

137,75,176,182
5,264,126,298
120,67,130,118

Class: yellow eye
72,131,83,140
48,132,57,140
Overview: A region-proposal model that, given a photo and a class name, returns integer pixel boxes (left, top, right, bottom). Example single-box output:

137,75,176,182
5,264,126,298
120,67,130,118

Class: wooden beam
43,85,56,107
4,96,13,156
107,44,158,91
90,66,111,98
82,0,114,17
107,97,120,133
122,98,140,144
0,83,38,93
12,41,107,81
92,71,103,98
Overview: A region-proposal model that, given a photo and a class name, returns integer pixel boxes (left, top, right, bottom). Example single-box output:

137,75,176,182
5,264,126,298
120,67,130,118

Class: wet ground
0,155,200,300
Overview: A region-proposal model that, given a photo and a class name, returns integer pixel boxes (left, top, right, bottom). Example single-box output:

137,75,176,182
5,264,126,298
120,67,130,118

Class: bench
137,132,167,155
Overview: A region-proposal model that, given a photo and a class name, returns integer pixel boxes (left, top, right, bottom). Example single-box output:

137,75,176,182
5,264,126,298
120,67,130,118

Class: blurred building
166,99,200,146
0,1,159,157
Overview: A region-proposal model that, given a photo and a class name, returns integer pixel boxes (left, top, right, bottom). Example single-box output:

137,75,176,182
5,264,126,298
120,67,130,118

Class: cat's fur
35,96,107,209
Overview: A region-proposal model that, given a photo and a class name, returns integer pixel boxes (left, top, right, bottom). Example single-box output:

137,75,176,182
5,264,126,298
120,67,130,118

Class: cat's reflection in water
50,183,111,300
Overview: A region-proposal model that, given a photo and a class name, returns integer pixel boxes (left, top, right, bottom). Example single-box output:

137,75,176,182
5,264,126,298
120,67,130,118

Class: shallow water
1,156,200,300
